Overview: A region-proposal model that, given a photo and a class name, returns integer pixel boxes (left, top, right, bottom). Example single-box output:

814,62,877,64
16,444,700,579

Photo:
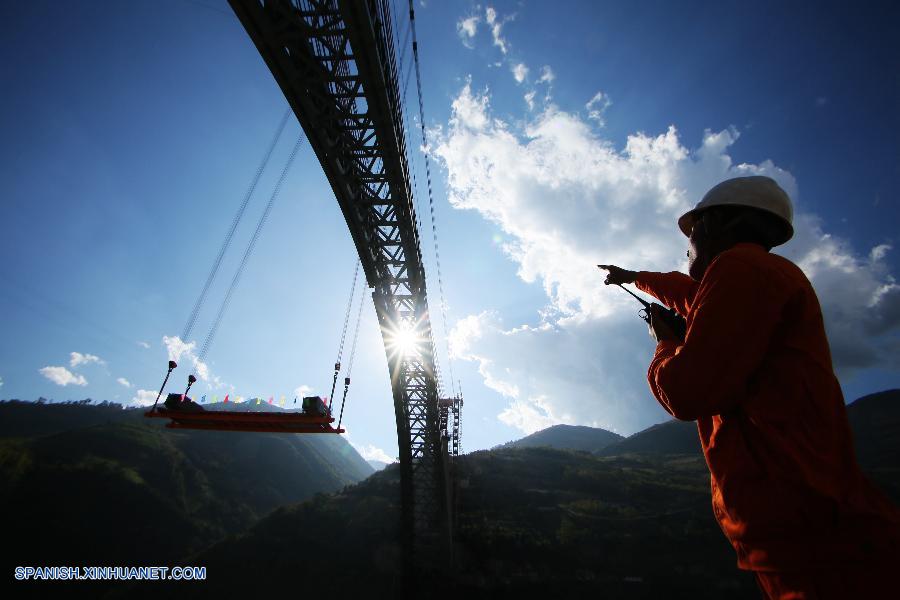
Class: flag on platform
256,397,261,405
224,394,229,403
213,395,218,403
280,395,285,407
268,396,273,404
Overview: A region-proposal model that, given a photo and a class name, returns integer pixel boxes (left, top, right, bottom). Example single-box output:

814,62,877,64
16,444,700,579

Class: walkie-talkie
616,284,687,340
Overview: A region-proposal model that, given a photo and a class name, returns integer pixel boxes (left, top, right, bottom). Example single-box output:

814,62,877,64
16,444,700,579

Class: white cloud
448,312,484,358
524,91,536,111
511,63,528,84
354,444,395,463
130,389,159,407
162,335,225,389
434,82,900,435
163,335,195,363
294,384,314,400
538,66,555,84
117,377,132,388
0,376,3,388
449,82,491,131
69,352,103,368
137,341,150,349
585,91,612,125
499,395,562,434
485,6,509,54
450,312,522,399
457,15,480,47
40,366,87,387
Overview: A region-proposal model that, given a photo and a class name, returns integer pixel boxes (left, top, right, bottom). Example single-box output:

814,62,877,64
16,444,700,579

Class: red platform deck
144,409,344,434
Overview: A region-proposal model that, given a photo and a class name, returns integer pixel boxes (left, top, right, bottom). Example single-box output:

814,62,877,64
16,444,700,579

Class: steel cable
337,281,366,429
181,108,292,343
406,0,457,396
197,134,304,362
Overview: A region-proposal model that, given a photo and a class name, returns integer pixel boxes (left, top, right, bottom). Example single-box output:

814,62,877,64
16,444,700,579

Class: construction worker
599,176,899,598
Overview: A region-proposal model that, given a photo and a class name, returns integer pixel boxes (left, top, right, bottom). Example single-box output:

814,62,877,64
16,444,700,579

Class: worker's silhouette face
688,207,750,280
687,211,723,281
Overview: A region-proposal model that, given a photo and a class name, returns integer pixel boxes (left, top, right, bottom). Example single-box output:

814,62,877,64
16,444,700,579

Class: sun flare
388,320,423,357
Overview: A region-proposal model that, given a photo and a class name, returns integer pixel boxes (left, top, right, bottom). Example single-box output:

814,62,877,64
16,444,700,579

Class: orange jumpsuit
634,244,900,584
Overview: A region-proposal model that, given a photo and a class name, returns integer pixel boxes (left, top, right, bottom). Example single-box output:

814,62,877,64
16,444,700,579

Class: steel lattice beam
228,0,449,572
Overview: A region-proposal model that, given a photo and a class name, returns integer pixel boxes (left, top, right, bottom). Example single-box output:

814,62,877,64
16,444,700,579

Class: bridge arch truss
228,0,451,567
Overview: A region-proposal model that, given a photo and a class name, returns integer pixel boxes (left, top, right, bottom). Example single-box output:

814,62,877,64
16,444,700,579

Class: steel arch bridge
227,0,457,572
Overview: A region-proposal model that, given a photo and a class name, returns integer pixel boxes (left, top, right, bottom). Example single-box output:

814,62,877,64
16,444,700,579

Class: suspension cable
337,279,366,430
330,260,360,409
196,134,304,363
407,0,457,396
181,108,292,343
390,0,411,76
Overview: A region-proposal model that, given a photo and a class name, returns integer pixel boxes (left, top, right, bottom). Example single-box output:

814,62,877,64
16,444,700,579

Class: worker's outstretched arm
647,252,785,420
633,271,699,317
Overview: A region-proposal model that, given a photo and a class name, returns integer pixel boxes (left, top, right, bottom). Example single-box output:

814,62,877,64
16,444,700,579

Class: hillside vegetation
0,400,372,570
4,391,897,599
502,423,624,452
176,390,900,599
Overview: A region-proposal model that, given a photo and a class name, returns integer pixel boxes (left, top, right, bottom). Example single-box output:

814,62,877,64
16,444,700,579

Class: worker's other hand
648,303,681,343
597,264,638,286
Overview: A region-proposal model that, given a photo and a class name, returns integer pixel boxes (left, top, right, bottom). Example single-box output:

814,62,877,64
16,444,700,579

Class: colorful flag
268,396,273,404
256,397,261,405
213,395,218,403
280,395,285,407
224,394,229,403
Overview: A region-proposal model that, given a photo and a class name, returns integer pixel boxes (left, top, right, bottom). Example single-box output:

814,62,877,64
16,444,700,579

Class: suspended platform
144,409,345,434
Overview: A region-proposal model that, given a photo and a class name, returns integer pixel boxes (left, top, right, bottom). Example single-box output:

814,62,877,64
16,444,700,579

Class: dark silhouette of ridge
5,390,898,599
502,424,624,452
0,399,373,586
599,419,700,456
846,389,900,466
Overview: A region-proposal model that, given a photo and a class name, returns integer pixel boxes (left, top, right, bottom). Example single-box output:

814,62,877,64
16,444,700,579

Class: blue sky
1,1,898,460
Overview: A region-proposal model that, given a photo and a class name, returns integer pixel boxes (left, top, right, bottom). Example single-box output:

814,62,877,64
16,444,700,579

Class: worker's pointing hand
597,265,638,286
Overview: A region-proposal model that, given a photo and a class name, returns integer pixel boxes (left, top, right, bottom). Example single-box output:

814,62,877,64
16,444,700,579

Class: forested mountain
0,400,372,572
502,423,623,452
4,391,897,599
143,390,899,599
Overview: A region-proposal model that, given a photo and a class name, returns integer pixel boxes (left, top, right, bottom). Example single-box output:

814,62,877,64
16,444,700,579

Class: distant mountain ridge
5,391,897,598
509,389,900,464
599,419,700,456
502,424,623,452
178,389,900,598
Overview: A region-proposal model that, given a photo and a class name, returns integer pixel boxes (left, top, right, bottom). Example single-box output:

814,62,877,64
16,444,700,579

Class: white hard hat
678,176,794,246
